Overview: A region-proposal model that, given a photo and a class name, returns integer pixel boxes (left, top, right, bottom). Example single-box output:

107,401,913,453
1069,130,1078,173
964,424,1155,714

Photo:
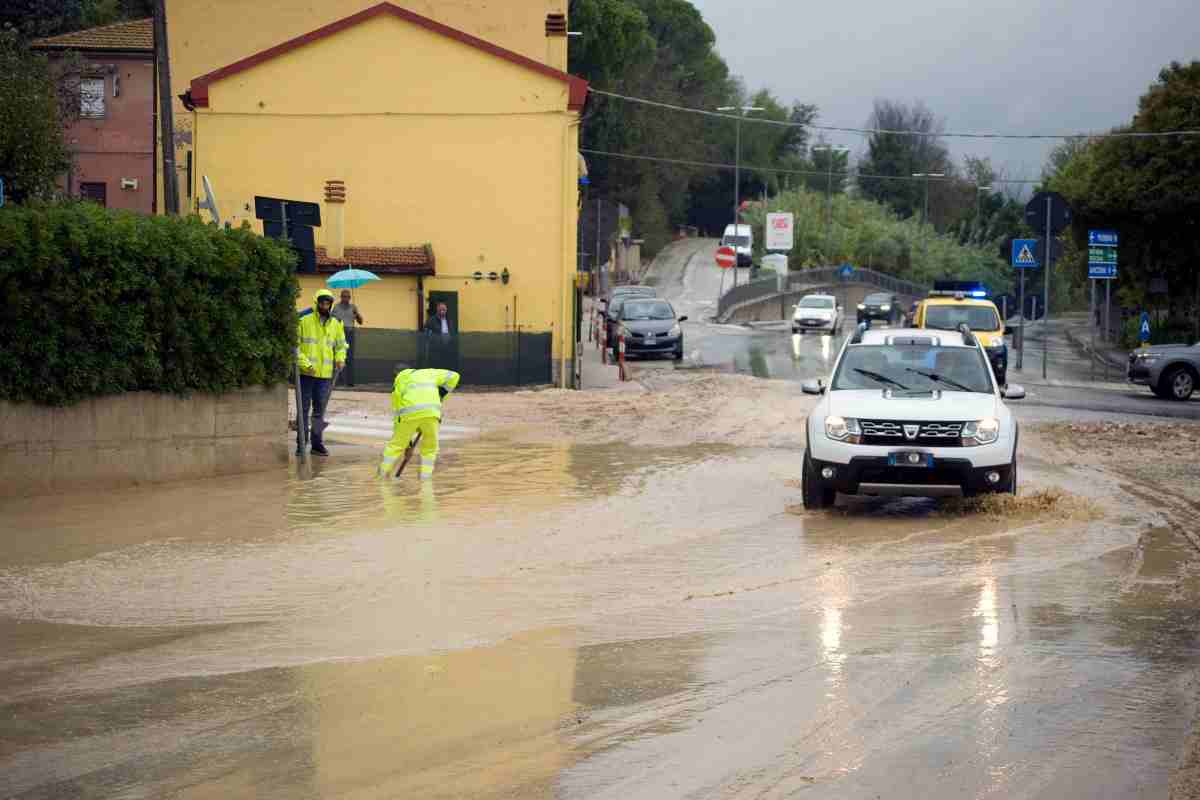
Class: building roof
315,245,436,276
31,18,153,53
188,2,587,111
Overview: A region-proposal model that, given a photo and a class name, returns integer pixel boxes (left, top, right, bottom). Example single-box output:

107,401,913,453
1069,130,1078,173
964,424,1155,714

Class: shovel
394,432,422,478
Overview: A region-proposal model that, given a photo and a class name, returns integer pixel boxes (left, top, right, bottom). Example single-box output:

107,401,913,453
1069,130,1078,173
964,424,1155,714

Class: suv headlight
825,416,862,443
669,323,681,337
880,304,891,311
1135,353,1159,364
857,304,866,310
961,418,1000,446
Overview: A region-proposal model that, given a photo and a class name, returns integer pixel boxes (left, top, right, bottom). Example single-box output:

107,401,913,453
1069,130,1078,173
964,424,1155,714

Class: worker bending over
377,364,460,479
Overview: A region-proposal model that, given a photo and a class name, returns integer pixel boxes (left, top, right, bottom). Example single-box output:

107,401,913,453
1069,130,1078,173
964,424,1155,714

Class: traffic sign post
715,245,737,270
1025,191,1071,380
1010,238,1038,371
1087,230,1118,359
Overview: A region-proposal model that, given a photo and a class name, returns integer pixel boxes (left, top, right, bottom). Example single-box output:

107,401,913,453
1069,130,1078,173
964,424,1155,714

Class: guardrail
715,265,931,320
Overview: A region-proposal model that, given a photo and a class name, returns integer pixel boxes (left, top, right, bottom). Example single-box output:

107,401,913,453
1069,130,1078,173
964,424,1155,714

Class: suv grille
859,419,965,447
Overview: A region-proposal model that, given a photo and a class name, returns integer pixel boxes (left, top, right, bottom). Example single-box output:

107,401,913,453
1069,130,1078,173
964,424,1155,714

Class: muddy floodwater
2,433,1198,798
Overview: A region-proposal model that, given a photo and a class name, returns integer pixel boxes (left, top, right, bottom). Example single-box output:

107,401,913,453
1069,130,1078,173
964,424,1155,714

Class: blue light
970,290,988,298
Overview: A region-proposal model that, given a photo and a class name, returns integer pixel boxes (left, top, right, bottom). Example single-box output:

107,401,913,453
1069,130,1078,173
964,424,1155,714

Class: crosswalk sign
1011,238,1038,268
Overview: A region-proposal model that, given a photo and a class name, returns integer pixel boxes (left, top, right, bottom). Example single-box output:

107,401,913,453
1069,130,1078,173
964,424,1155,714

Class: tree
0,28,73,202
856,100,951,220
0,0,152,40
1048,61,1200,315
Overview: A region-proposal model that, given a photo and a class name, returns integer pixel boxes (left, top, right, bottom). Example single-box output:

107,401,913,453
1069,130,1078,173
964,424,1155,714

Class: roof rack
956,323,977,347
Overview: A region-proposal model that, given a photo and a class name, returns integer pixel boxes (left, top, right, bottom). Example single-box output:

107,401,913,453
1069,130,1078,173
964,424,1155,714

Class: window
79,182,107,207
832,345,993,394
799,296,835,309
80,77,105,118
924,305,1001,332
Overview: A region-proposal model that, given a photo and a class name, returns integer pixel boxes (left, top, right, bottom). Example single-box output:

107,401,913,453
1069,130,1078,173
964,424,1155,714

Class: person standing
296,289,347,457
424,302,452,336
377,363,460,480
332,289,364,386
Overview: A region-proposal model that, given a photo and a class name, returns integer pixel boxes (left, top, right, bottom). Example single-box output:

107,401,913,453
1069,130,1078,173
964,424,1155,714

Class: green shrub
0,202,299,406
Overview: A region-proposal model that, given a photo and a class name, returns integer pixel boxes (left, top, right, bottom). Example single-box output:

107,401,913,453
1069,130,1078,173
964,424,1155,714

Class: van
721,224,753,267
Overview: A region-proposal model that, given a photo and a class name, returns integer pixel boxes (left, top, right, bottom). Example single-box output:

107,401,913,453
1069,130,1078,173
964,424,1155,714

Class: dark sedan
613,298,687,360
857,292,901,325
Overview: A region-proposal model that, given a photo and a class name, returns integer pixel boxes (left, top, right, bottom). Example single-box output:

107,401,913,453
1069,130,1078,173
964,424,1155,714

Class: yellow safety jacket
392,368,460,421
297,292,348,379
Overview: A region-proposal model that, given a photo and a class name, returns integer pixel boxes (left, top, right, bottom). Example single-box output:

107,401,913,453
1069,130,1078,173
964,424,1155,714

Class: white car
792,294,842,334
800,324,1025,508
721,224,754,267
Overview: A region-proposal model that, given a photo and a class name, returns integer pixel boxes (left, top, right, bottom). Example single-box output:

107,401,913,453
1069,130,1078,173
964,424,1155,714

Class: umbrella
326,268,381,289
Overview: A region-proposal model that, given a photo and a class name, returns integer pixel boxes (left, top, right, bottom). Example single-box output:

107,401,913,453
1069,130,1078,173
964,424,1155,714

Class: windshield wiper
904,368,974,392
852,368,909,390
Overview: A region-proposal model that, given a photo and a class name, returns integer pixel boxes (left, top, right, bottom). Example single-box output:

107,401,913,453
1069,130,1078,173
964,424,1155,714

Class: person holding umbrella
332,289,363,386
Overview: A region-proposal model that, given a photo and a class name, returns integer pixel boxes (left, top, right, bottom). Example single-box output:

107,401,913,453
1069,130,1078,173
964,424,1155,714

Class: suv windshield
622,300,675,321
864,294,893,305
924,305,1001,332
799,297,834,309
832,345,993,394
723,236,750,247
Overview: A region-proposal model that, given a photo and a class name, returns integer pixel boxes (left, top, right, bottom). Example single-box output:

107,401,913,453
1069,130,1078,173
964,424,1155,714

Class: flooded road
3,428,1198,798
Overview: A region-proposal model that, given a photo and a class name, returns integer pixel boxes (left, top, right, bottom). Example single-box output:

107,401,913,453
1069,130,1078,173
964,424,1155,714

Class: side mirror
801,379,825,395
1002,384,1026,400
1004,325,1014,336
677,315,688,323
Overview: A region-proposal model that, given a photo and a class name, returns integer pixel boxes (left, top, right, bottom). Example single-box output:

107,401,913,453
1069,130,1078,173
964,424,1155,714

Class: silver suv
1128,343,1200,400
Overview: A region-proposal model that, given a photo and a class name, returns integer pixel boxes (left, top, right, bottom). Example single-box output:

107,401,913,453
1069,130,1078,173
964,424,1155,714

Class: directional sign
715,245,737,270
1011,239,1038,268
1024,191,1071,235
765,212,794,251
1088,229,1118,280
1139,311,1152,343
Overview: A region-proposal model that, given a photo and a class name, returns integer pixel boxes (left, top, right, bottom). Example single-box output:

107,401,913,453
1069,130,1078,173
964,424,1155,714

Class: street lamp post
975,184,992,243
813,144,850,264
717,105,763,288
911,172,945,264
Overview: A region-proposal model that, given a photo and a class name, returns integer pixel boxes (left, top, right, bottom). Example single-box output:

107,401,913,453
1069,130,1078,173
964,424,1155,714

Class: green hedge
0,202,299,406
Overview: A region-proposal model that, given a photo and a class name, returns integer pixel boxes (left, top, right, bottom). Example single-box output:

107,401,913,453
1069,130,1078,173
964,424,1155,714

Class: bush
0,202,299,406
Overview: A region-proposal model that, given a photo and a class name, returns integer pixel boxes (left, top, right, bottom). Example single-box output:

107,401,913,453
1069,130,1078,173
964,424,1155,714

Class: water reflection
976,577,1000,661
818,566,850,689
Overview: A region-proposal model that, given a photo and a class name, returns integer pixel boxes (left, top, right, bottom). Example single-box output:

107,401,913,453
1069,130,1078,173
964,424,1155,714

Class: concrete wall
0,386,287,498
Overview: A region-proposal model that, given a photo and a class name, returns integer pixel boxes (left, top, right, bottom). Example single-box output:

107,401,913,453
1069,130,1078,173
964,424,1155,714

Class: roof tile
315,245,435,275
32,18,154,52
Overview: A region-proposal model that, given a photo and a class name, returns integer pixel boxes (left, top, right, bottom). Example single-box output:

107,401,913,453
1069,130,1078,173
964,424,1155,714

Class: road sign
1035,238,1064,265
0,177,5,208
765,212,794,251
1140,311,1152,343
1011,238,1038,268
840,263,854,279
1024,191,1071,235
1087,229,1118,280
715,245,737,270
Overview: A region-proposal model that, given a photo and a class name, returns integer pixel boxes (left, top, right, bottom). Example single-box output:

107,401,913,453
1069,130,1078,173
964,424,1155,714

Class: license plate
645,335,656,344
889,452,932,468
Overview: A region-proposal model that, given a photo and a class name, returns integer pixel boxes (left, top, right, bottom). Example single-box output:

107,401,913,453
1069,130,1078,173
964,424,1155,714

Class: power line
589,88,1200,141
579,148,1042,184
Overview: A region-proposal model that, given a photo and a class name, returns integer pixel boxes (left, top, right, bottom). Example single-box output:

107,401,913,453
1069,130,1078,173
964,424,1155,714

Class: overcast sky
690,0,1200,188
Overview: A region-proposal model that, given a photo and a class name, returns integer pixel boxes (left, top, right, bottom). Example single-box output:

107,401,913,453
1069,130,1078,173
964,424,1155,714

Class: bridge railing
716,265,930,320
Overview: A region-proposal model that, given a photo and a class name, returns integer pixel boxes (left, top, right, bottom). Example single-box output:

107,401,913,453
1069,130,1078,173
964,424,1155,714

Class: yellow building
167,2,586,386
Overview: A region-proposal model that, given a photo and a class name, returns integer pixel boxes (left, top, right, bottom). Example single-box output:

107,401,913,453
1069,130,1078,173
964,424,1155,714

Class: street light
814,144,851,263
717,105,764,287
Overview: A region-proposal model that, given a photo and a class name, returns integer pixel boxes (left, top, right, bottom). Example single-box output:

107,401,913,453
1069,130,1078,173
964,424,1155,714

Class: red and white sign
715,245,737,269
766,212,794,251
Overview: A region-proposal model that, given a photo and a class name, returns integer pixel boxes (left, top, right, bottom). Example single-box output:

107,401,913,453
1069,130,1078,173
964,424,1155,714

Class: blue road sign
1139,311,1152,343
839,263,854,278
1011,238,1038,268
1088,229,1118,280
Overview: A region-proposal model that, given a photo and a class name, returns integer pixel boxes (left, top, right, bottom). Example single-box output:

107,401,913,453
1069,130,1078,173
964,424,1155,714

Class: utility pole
912,172,945,263
717,105,763,288
153,0,179,215
814,144,850,264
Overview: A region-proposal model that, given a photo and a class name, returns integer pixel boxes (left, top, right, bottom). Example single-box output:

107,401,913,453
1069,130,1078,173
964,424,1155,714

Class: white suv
800,324,1025,508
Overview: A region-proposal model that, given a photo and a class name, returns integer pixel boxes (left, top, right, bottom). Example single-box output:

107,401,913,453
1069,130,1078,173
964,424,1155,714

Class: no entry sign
715,245,737,269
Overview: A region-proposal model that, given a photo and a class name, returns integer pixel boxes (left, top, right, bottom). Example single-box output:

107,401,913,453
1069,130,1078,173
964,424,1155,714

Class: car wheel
1161,366,1196,401
673,345,683,361
802,452,836,510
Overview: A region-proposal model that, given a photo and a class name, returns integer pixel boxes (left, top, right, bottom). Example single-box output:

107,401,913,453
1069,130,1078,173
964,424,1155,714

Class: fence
344,328,552,387
716,265,931,320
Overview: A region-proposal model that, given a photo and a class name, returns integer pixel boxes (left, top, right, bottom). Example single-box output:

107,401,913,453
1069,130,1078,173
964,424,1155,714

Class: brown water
1,437,1197,798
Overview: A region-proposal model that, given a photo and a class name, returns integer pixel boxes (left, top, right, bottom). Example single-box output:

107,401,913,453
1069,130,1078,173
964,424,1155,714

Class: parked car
721,224,754,267
856,292,901,326
603,286,655,343
615,298,687,360
800,323,1025,508
792,294,843,334
1128,343,1200,400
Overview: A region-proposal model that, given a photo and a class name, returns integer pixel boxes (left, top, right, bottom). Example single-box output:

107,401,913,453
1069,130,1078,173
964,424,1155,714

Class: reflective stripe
396,403,440,416
300,337,319,344
406,382,439,389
